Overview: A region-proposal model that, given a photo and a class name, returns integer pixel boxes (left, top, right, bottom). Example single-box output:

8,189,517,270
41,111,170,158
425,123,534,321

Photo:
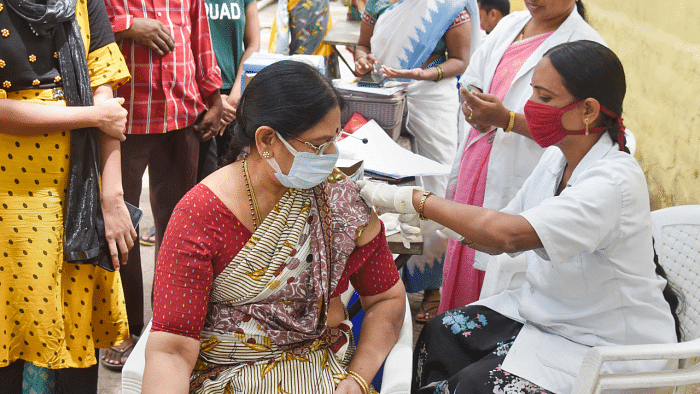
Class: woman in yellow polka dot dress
0,0,135,391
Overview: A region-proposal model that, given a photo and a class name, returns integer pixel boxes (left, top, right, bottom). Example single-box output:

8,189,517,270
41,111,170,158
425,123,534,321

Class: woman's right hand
355,53,378,76
95,97,128,141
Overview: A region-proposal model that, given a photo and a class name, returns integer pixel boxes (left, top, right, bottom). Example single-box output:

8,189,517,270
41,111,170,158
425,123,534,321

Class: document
338,120,451,179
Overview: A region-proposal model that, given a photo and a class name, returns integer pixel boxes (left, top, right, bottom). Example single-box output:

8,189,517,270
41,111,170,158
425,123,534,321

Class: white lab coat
475,133,677,394
447,8,606,270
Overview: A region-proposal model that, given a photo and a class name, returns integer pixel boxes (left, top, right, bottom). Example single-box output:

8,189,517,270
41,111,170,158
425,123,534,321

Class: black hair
653,238,685,342
222,60,344,164
544,40,629,153
575,0,587,22
478,0,509,16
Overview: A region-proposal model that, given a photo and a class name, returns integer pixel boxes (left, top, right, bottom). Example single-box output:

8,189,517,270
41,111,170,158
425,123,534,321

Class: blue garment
363,0,464,58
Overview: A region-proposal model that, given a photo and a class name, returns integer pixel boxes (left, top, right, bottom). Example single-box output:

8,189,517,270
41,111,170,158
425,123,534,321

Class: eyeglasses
292,130,340,155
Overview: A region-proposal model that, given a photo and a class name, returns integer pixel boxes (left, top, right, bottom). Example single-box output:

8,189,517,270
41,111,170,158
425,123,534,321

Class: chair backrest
651,205,700,341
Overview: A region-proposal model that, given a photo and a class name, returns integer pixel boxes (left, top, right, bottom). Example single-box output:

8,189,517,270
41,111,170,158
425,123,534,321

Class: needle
340,130,368,144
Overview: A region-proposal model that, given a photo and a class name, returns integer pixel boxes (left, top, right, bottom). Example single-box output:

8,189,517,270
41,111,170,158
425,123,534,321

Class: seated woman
359,40,681,394
141,60,405,394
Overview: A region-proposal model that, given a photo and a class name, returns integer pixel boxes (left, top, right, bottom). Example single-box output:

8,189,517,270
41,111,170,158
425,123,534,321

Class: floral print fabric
412,306,555,394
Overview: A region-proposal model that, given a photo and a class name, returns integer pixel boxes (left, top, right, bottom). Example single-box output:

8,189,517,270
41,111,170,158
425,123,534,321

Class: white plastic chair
571,205,700,393
122,288,413,394
479,253,528,300
478,205,700,393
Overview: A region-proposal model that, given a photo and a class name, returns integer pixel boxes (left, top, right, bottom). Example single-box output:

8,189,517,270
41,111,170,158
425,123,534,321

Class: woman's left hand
101,195,137,271
380,65,428,80
334,376,365,394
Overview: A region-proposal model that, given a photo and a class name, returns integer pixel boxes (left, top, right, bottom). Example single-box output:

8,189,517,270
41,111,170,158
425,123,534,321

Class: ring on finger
468,112,473,121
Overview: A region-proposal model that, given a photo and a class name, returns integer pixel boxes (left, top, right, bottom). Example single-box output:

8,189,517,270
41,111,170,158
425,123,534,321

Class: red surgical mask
524,99,610,148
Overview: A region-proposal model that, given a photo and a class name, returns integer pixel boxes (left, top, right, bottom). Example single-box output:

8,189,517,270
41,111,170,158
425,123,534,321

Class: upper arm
358,20,375,50
358,278,405,313
85,0,129,89
356,210,381,247
152,194,217,339
243,0,261,50
146,330,200,364
87,0,117,52
445,18,471,64
143,330,200,393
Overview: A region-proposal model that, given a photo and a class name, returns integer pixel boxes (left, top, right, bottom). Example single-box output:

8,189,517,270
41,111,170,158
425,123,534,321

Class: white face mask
266,132,339,189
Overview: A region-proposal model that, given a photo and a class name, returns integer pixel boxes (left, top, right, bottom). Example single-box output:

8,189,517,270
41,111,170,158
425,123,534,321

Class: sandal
415,290,441,323
139,226,156,246
100,336,136,371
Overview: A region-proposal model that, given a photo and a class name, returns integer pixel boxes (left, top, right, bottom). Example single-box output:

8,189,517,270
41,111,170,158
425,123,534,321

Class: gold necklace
242,159,262,229
517,20,530,41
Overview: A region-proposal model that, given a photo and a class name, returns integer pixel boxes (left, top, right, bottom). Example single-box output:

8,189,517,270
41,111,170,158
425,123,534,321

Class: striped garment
190,173,378,393
103,0,222,134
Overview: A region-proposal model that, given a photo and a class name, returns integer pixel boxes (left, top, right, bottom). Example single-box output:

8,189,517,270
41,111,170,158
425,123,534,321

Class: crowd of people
0,0,684,393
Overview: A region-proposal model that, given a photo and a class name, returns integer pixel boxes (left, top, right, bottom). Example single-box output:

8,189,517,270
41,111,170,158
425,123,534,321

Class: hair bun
232,122,247,140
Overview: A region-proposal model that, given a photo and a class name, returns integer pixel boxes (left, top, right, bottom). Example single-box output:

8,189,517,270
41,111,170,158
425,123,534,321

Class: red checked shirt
104,0,222,134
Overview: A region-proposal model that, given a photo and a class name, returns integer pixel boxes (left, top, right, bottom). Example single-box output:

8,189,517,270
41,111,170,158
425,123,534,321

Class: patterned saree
190,172,374,393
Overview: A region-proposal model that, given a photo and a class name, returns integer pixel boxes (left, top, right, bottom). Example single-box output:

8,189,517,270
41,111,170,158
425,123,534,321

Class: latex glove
436,226,465,243
398,213,421,248
357,180,422,214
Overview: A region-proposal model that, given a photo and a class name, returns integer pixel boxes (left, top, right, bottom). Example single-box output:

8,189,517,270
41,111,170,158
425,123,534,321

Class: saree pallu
191,172,373,393
369,0,480,71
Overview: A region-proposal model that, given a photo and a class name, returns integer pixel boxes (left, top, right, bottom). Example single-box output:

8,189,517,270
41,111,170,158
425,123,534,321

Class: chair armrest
380,294,412,394
479,254,528,299
122,321,153,394
572,337,700,394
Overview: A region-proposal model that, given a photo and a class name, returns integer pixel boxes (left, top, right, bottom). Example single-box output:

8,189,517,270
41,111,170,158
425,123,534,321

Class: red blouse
152,184,399,339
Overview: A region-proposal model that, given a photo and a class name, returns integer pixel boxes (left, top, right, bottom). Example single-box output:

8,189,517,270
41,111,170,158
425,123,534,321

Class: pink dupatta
440,31,554,313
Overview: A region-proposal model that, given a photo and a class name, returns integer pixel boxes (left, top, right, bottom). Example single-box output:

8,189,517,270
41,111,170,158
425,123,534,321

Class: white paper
338,120,451,178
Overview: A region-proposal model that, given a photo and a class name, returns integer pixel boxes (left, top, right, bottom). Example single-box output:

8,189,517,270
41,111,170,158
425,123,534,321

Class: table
323,20,361,76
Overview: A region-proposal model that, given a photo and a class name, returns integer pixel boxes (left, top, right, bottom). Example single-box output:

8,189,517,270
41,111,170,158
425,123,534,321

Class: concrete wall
508,1,700,209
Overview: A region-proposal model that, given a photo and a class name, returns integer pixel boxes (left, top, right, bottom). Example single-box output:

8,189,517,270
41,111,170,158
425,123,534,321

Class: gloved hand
436,226,465,243
357,180,422,214
398,213,421,248
377,212,422,249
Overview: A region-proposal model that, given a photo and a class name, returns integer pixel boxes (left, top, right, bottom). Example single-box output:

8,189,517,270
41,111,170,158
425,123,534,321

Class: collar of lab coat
551,131,616,189
483,8,589,97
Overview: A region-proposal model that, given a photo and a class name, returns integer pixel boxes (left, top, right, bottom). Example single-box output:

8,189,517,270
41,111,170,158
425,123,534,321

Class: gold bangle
435,65,444,82
346,370,370,394
418,191,433,221
355,54,367,61
504,111,515,133
461,240,474,247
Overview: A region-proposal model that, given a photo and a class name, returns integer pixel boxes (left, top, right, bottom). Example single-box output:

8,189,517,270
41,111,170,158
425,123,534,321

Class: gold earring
262,151,271,158
584,118,590,136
